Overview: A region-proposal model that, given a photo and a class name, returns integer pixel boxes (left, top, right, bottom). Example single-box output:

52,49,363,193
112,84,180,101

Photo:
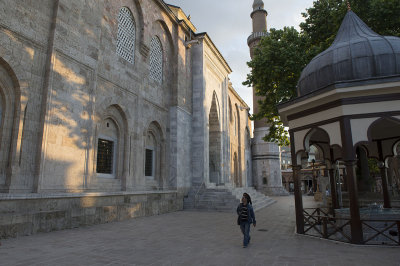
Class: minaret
248,0,288,196
248,0,268,128
248,0,268,59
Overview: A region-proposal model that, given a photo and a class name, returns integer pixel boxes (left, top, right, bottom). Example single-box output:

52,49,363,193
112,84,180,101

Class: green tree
243,27,314,146
244,0,400,146
301,0,400,53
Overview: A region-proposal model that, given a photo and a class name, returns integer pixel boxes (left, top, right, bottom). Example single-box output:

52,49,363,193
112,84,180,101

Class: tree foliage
244,0,400,146
243,27,314,146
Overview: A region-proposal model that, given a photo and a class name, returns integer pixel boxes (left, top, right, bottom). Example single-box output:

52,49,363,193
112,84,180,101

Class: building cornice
196,32,232,74
229,84,249,109
250,9,267,19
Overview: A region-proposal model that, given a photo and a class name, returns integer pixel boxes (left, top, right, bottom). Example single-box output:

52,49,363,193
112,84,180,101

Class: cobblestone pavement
1,196,399,266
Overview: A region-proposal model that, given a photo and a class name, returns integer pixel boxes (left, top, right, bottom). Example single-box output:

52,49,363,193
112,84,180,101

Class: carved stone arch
116,6,138,65
330,144,343,162
143,120,165,142
95,104,128,190
303,127,331,154
312,143,330,163
303,128,317,153
212,91,221,124
149,19,177,106
0,57,21,190
393,139,400,156
367,116,400,143
151,20,175,80
235,104,242,184
296,150,308,169
96,98,131,124
367,116,400,160
144,120,165,190
353,142,378,159
154,20,175,55
209,92,221,184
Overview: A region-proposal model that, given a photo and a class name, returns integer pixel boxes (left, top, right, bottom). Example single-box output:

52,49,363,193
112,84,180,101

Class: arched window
145,122,164,190
96,105,127,182
96,118,118,177
117,7,136,64
0,60,20,190
149,37,163,83
145,132,156,177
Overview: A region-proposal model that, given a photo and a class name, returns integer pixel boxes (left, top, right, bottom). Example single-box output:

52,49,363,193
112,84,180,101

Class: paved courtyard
1,196,399,266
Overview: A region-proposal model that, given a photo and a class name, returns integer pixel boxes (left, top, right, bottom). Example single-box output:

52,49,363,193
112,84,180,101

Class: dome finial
253,0,264,11
347,1,351,11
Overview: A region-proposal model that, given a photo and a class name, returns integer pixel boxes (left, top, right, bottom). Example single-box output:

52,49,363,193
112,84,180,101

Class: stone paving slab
1,196,399,266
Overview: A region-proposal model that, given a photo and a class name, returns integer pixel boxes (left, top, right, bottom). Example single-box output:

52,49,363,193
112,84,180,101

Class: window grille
97,139,114,174
149,37,163,83
145,149,153,176
117,7,136,64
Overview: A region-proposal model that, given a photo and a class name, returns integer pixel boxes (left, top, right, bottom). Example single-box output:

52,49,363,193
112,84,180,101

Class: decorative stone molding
247,31,269,46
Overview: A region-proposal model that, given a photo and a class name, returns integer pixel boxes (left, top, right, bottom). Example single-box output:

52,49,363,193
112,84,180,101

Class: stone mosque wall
0,0,252,237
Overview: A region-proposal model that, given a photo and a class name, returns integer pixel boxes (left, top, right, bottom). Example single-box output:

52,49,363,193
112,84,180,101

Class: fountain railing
303,207,400,245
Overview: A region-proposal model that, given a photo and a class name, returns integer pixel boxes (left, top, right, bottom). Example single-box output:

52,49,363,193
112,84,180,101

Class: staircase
230,187,276,211
183,186,276,212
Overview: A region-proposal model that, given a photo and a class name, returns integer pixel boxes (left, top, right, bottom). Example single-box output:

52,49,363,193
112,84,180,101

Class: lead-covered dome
298,10,400,97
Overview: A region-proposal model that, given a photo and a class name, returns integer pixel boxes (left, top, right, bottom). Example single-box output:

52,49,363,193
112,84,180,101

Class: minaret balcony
247,31,269,46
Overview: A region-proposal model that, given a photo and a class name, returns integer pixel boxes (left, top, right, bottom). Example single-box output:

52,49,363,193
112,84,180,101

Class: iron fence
303,208,400,246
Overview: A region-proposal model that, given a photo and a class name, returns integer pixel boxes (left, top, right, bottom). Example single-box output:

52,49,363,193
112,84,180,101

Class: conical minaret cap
253,0,264,11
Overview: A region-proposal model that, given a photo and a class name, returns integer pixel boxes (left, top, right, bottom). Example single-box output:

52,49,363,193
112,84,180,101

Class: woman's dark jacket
236,203,256,225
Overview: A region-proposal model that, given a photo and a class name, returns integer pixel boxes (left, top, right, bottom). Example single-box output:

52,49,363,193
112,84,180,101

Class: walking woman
236,193,256,248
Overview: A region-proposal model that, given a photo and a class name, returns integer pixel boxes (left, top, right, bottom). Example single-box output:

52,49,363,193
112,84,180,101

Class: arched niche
233,152,240,187
95,104,128,190
235,104,242,185
367,117,400,160
150,20,176,105
303,127,331,158
245,127,252,186
209,92,221,184
0,57,21,190
144,121,165,190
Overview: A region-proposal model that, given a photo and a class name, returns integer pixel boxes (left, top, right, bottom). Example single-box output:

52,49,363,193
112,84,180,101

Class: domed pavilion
278,9,400,244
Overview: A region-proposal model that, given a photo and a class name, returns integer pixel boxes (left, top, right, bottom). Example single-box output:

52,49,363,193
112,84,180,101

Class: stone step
183,186,276,212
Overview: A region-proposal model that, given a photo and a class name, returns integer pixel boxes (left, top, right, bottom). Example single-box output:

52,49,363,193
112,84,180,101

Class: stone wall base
0,191,183,239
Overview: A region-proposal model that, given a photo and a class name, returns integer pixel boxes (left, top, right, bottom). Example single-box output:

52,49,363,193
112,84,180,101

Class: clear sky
166,0,315,113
